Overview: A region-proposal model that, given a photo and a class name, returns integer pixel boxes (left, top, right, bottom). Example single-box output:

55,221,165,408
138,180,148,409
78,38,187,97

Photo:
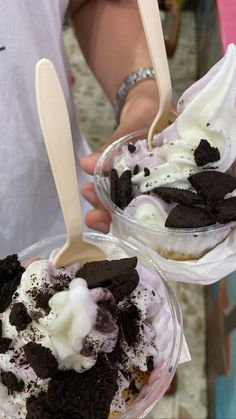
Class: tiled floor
63,10,207,419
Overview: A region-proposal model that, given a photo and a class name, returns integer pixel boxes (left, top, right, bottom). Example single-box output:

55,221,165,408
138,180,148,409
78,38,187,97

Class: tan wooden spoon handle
35,59,83,242
137,0,173,146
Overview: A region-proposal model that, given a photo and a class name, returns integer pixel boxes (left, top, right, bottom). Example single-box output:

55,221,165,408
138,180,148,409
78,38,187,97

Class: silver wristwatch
114,67,156,125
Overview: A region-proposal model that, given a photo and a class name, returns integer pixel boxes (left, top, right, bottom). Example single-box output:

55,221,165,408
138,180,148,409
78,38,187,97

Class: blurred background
62,0,236,418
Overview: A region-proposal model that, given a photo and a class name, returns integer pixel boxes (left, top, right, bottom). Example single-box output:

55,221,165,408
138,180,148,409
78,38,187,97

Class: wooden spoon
35,59,106,268
137,0,177,149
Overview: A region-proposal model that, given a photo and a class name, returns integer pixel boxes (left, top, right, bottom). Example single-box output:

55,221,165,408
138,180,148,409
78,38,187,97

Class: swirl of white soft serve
130,43,236,193
125,195,175,227
48,278,98,371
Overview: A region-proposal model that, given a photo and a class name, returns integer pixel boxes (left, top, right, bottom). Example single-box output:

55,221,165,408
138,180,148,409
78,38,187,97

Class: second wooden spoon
137,0,177,149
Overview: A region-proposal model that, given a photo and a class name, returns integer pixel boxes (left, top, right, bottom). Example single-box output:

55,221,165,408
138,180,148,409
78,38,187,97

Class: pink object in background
217,0,236,52
69,74,76,85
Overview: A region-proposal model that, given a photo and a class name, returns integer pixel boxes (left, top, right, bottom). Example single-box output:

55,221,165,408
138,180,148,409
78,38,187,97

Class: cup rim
17,232,183,418
94,128,235,237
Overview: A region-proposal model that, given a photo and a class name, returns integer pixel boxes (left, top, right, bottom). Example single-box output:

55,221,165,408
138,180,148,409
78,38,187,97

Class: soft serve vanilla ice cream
111,44,236,232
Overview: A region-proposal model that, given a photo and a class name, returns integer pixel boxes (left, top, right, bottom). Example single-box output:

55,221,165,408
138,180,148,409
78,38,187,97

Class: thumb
80,127,126,176
80,152,101,176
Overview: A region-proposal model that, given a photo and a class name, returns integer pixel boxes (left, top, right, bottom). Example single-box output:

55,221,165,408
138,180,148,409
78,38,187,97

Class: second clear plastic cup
0,232,183,419
94,129,235,261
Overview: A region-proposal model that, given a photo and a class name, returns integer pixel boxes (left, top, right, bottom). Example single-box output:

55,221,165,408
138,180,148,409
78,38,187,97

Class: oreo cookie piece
0,255,25,312
9,302,32,331
110,168,133,209
26,392,47,419
147,356,154,372
120,303,140,347
23,342,58,379
0,337,12,354
214,197,236,223
77,257,139,302
154,187,204,206
165,204,215,228
26,355,118,419
189,171,236,203
1,371,24,393
119,170,133,207
144,167,150,177
110,168,119,206
194,139,220,166
133,164,140,175
128,143,136,153
110,267,139,302
0,254,24,283
107,337,128,368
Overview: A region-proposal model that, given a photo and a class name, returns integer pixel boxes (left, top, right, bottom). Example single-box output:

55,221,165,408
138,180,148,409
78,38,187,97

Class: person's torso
0,0,91,257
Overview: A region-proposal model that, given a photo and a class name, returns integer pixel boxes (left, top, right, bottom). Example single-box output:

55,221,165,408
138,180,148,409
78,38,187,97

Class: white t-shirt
0,0,92,257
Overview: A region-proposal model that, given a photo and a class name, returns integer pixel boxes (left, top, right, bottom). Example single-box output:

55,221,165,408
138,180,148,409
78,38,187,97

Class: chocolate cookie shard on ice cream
23,342,58,379
164,171,236,228
165,205,215,228
0,254,25,312
77,257,139,301
154,187,204,206
110,168,133,209
214,197,236,223
194,139,220,167
189,171,236,203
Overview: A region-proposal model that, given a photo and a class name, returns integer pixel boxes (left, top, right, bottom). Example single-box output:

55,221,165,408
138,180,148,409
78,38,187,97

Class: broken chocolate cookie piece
194,139,220,166
144,167,150,177
110,168,133,209
189,171,236,203
26,355,118,419
165,204,215,228
0,273,23,313
133,164,140,175
154,186,204,206
110,168,119,206
0,255,25,312
213,197,236,223
120,303,141,347
147,356,154,372
0,254,24,283
26,392,47,419
34,290,53,314
23,342,58,379
0,337,12,354
128,143,136,153
1,371,24,393
9,302,32,331
77,257,139,302
109,266,139,302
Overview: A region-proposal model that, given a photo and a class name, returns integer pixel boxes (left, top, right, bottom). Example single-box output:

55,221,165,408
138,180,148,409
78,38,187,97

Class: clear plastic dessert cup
94,129,236,261
0,232,183,419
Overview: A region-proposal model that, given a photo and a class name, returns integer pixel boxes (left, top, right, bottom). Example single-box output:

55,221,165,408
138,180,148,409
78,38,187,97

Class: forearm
68,0,158,106
165,8,180,57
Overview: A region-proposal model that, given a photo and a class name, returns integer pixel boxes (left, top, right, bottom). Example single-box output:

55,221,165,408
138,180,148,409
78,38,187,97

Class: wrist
119,79,159,130
114,68,156,126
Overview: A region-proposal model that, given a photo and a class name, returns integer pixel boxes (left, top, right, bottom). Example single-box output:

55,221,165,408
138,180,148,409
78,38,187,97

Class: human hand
80,80,159,233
